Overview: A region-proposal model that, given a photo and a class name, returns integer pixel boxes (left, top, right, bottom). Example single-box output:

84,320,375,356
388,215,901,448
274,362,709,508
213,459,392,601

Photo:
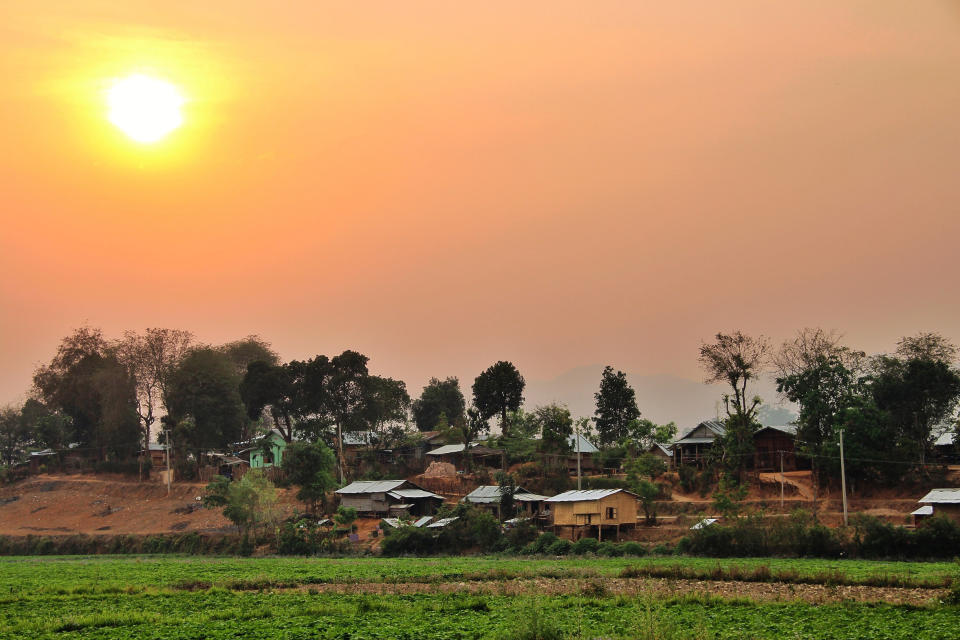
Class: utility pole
576,425,582,491
839,429,848,527
779,450,784,510
165,428,172,497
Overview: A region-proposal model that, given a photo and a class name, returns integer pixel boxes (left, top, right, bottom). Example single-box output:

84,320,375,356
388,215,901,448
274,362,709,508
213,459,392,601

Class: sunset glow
106,74,184,143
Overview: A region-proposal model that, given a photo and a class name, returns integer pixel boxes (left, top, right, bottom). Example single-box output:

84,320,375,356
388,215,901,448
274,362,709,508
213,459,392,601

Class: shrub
620,541,647,557
379,526,435,556
530,532,558,554
572,537,599,555
546,538,572,555
597,541,623,557
505,521,539,551
651,543,673,555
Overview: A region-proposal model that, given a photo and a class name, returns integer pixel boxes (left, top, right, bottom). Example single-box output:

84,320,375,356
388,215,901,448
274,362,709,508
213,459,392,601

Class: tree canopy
472,361,525,437
593,366,640,447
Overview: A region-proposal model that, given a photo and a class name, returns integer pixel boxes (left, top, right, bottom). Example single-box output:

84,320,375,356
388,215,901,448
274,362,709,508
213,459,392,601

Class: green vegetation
0,556,957,639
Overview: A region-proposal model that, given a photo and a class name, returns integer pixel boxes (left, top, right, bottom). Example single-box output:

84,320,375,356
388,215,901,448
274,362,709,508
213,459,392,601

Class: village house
462,485,551,521
545,488,638,541
916,488,960,525
673,420,725,467
646,442,674,468
233,428,288,469
335,479,444,517
751,425,802,471
342,431,378,465
142,443,169,468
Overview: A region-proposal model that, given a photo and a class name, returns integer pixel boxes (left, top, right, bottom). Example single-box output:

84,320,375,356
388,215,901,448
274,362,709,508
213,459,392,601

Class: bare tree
772,328,864,380
895,332,958,365
115,328,193,446
698,331,770,420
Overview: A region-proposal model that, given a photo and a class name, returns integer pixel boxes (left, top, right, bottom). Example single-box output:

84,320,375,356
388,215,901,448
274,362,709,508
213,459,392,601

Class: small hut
463,485,551,521
916,488,960,524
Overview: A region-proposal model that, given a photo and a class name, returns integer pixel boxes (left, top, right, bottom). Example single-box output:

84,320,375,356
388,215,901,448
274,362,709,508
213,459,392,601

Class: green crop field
1,555,957,639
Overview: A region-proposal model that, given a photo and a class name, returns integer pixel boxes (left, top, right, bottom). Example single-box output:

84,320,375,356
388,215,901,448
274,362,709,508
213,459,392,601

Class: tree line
2,326,959,494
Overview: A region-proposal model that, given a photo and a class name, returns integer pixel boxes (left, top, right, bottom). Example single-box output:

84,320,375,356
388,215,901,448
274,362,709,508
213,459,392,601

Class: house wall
753,432,796,471
250,435,286,469
340,492,390,514
933,504,960,524
552,493,637,527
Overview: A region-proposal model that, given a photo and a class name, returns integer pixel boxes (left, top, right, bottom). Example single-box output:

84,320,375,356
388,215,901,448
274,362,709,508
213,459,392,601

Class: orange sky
2,1,960,408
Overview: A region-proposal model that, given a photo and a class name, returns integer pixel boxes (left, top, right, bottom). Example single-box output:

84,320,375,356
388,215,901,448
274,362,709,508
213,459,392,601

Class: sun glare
106,74,184,143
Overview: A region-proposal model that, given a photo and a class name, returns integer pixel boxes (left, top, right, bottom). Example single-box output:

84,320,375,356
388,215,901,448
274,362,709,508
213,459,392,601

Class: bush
379,526,435,556
505,521,539,551
651,543,673,555
572,537,599,555
597,541,623,557
530,532,558,554
620,541,647,557
546,538,572,555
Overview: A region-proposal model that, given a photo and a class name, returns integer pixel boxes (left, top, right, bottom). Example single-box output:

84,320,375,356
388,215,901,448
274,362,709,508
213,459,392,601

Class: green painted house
249,429,288,468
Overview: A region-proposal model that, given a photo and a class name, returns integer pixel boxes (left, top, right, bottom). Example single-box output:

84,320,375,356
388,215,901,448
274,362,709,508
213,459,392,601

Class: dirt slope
0,474,300,536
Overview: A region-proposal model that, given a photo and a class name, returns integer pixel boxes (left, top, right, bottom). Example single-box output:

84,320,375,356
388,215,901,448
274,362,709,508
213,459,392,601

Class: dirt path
276,577,945,606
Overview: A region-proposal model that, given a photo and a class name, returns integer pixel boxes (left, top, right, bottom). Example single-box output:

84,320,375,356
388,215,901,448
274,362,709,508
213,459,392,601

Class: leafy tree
445,407,490,471
896,332,958,364
362,375,411,448
626,454,666,524
0,406,30,466
870,353,960,465
240,361,297,441
593,366,640,447
218,335,279,377
203,469,280,542
33,329,140,461
472,361,525,437
325,350,373,482
627,452,667,479
283,441,337,513
334,505,358,535
533,404,574,455
625,418,676,450
494,470,519,521
411,377,466,431
164,347,247,453
19,399,70,450
634,479,660,525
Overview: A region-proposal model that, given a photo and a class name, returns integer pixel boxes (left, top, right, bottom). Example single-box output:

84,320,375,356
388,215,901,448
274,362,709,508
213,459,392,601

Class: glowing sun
106,74,184,143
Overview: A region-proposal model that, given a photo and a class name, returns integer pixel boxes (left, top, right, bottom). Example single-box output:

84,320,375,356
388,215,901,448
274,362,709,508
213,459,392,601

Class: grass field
1,555,957,639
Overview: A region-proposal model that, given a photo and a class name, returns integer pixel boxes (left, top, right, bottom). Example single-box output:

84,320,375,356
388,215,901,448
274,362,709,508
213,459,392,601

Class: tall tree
115,328,193,447
240,361,297,441
411,377,466,432
472,361,525,437
896,332,959,364
33,328,140,460
326,350,372,482
593,366,640,447
283,440,337,513
445,407,490,471
772,328,864,380
362,375,411,448
699,331,770,481
164,347,247,453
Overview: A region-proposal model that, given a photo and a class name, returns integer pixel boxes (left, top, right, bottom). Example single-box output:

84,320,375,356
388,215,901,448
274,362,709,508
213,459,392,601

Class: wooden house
545,488,638,541
673,420,725,467
343,431,378,465
917,488,960,525
933,431,958,464
751,425,801,471
142,443,169,468
646,443,674,468
234,429,288,469
335,479,444,516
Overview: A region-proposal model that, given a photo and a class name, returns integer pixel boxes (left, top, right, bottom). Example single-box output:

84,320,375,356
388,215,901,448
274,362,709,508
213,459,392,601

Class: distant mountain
523,365,794,432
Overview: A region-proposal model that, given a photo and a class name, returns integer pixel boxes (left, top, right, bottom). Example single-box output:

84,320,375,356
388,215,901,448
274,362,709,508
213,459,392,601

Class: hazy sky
2,1,960,410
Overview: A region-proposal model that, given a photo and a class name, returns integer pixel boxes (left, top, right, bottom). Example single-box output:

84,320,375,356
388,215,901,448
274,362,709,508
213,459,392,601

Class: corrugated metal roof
911,505,934,516
674,437,716,445
413,516,433,527
336,480,407,494
426,443,473,456
569,434,599,454
388,489,442,500
514,492,549,502
691,518,718,530
427,517,458,528
650,443,673,457
545,489,634,502
677,420,726,442
919,488,960,504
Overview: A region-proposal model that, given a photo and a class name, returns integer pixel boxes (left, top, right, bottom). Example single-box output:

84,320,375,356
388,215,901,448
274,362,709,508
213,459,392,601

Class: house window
605,507,617,519
264,451,274,465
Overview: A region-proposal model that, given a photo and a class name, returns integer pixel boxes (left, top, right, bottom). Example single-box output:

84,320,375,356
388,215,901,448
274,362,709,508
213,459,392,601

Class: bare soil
281,577,946,606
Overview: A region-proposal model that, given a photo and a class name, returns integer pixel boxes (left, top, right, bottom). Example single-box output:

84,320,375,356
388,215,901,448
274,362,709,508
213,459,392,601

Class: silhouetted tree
472,361,525,437
411,377,465,431
593,366,640,447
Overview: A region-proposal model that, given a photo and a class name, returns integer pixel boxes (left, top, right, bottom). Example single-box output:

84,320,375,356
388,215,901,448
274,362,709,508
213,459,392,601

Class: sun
106,74,184,143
